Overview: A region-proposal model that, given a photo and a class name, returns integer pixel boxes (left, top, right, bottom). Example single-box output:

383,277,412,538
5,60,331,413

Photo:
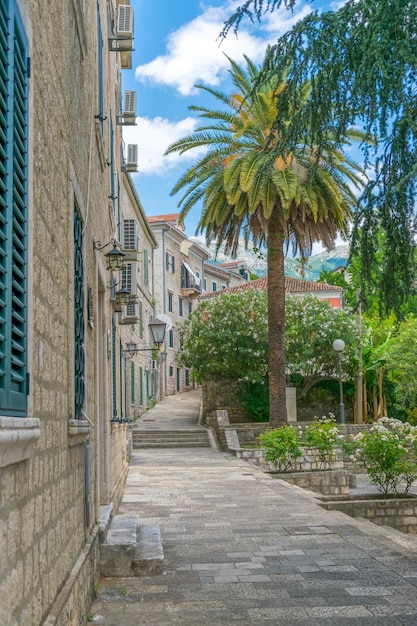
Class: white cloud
123,116,206,175
135,1,312,96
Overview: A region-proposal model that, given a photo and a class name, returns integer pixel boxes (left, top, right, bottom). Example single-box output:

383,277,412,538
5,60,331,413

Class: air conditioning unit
122,144,138,172
122,219,139,260
117,5,134,39
109,5,134,54
124,90,136,117
119,301,139,325
117,91,137,126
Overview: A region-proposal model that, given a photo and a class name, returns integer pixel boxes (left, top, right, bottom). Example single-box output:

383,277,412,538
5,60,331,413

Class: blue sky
122,1,340,243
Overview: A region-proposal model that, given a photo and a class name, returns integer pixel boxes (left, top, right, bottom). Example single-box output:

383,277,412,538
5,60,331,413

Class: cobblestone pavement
90,393,417,625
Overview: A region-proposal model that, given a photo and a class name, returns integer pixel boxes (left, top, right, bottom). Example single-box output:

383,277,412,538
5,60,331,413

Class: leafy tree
223,0,417,314
385,316,417,422
178,290,361,411
177,289,268,385
166,52,366,426
285,295,360,397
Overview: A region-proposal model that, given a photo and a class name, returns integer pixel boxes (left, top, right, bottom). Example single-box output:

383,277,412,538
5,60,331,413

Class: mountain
191,236,349,281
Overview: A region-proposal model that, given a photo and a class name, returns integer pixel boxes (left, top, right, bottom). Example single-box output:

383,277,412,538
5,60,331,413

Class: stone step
132,429,211,448
100,515,164,577
134,441,211,448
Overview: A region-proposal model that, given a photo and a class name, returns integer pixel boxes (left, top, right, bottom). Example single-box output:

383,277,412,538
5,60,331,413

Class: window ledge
68,419,91,446
0,416,40,468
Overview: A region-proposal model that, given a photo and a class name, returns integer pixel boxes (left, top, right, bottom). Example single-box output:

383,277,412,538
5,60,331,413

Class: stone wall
201,380,253,423
0,1,130,625
234,446,344,473
320,497,417,534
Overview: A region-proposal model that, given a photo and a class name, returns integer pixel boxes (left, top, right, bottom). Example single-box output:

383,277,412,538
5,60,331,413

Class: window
179,297,183,316
212,281,217,292
188,302,192,315
0,0,29,416
203,278,207,292
166,251,175,273
168,292,173,313
222,284,226,290
74,207,85,421
168,329,174,348
185,369,190,387
169,366,174,377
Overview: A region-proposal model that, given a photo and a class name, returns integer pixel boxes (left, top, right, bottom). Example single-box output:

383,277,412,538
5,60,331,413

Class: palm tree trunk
267,207,287,427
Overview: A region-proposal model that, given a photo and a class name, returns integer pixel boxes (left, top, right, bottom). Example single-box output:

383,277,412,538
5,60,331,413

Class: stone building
118,173,159,419
0,1,142,624
147,214,210,396
203,259,249,292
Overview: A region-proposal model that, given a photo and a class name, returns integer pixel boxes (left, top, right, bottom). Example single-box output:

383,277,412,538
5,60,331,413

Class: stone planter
319,493,417,534
235,446,344,472
272,469,353,496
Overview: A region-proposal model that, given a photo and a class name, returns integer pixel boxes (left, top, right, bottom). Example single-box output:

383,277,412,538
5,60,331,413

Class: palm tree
165,52,367,427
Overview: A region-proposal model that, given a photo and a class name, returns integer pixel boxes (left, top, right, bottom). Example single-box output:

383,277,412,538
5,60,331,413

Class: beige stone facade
118,174,159,419
147,215,210,396
0,1,139,624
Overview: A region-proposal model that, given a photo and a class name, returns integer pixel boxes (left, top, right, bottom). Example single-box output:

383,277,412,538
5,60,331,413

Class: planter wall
320,496,417,534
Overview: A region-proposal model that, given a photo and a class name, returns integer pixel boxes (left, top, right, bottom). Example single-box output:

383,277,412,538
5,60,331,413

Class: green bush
304,414,342,468
345,418,417,495
239,381,269,422
258,426,302,471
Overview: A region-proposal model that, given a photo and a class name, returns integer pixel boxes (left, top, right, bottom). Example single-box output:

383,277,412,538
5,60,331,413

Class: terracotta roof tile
147,213,180,224
200,276,342,298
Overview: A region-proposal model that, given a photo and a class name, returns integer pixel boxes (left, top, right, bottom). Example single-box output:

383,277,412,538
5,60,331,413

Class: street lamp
332,339,345,425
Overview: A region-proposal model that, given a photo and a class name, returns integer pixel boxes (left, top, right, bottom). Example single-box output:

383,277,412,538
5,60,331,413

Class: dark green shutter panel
74,207,85,420
0,2,9,407
0,2,28,415
111,316,117,421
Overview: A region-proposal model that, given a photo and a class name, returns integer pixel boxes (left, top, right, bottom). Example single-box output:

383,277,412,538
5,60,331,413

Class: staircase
132,428,211,449
100,514,164,577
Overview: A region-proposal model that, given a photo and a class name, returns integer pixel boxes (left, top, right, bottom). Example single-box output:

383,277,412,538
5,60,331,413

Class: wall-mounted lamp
123,321,167,358
115,287,131,306
93,238,125,271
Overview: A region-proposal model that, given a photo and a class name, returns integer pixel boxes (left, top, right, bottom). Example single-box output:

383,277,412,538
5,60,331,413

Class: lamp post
333,339,345,425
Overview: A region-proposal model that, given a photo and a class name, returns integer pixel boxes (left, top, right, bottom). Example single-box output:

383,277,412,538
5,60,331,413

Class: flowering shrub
258,426,302,471
177,290,268,384
304,414,342,468
345,417,417,495
178,290,361,391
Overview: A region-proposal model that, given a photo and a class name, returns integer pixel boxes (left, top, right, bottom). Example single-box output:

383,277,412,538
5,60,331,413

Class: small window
203,278,207,292
168,329,174,348
221,284,226,289
212,281,217,292
179,297,183,316
166,252,175,273
169,366,174,377
168,292,173,313
185,369,190,387
188,302,193,315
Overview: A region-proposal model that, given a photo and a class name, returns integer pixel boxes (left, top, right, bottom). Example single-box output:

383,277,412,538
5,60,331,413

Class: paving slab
90,392,417,625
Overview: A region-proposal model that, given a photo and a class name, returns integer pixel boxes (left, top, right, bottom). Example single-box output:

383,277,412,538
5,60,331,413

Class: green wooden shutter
111,316,117,421
143,248,149,284
130,360,135,404
0,1,28,415
74,207,85,420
